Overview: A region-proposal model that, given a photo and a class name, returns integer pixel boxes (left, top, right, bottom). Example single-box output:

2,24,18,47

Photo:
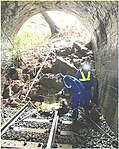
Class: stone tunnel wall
1,1,118,132
92,8,118,131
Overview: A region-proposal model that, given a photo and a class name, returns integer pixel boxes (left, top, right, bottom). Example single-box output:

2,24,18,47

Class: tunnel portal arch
1,1,118,132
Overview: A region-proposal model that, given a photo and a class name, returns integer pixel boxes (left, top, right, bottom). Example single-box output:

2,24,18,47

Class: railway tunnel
1,1,118,148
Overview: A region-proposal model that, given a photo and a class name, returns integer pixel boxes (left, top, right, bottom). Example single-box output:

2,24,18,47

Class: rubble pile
2,30,95,108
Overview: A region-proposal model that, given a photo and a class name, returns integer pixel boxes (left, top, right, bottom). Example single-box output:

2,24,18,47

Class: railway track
1,46,118,148
1,101,118,148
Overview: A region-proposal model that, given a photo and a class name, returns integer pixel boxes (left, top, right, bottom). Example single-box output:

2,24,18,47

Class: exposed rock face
2,85,12,99
1,1,118,132
11,80,24,94
51,57,77,76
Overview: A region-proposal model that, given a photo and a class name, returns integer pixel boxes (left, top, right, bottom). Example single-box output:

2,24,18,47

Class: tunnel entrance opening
2,10,99,132
1,1,118,136
2,10,96,105
14,11,91,51
14,13,96,101
2,10,97,107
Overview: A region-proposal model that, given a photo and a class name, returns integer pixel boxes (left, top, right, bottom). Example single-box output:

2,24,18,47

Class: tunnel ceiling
1,1,118,132
1,1,117,37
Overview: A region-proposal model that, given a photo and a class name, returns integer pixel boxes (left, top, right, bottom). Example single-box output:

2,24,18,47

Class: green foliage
2,47,17,66
14,31,45,51
3,30,48,67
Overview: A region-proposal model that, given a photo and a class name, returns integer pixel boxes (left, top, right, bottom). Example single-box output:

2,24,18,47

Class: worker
55,74,85,120
76,61,94,114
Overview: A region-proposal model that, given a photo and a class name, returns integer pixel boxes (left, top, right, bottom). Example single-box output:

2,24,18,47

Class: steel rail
1,101,30,135
14,109,37,124
24,45,55,110
79,107,114,140
47,111,59,149
1,43,55,135
25,45,54,99
1,44,55,133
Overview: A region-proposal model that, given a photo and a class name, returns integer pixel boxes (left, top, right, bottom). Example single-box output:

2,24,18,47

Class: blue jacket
76,69,94,90
60,75,84,94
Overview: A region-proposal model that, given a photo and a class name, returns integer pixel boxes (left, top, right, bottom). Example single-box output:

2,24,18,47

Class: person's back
62,75,84,93
76,68,94,90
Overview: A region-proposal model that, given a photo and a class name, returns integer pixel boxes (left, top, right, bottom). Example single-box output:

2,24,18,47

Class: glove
55,91,63,96
55,91,64,96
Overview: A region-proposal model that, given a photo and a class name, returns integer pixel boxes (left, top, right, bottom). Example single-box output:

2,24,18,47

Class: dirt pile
2,30,95,106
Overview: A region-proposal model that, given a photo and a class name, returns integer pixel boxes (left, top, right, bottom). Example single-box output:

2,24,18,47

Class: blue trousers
70,92,84,110
84,89,91,112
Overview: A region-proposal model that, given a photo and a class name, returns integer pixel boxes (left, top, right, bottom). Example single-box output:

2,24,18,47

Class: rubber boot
72,108,78,120
85,110,89,116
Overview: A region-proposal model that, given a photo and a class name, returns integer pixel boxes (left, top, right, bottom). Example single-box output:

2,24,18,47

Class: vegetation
3,29,49,67
14,31,46,51
2,11,86,68
2,47,17,67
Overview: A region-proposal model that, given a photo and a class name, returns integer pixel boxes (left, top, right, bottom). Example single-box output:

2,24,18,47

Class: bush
2,47,17,67
14,31,45,51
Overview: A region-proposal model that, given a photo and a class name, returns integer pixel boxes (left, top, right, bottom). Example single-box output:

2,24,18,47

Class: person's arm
55,86,67,96
61,86,67,94
90,71,94,87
